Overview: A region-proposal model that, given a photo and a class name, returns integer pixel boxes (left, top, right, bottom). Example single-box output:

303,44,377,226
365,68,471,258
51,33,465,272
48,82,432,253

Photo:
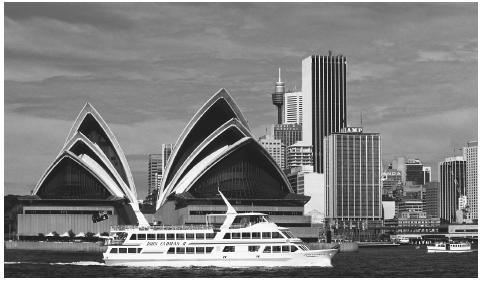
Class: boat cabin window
157,234,165,240
263,246,271,253
119,248,127,253
196,247,205,254
282,246,290,253
206,247,214,254
231,233,241,239
291,246,298,252
231,215,269,227
206,233,216,239
130,234,136,240
147,234,155,240
262,232,271,239
223,233,231,239
251,232,261,239
138,248,142,253
128,248,137,253
137,234,146,240
186,247,195,254
176,247,185,254
167,234,175,240
248,245,260,252
223,246,235,252
110,248,117,253
115,232,128,240
242,232,250,239
272,232,284,239
176,233,185,240
272,246,281,253
196,233,205,240
186,233,195,240
167,247,175,254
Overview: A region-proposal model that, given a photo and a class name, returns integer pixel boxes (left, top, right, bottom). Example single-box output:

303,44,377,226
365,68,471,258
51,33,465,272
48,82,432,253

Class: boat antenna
218,187,237,214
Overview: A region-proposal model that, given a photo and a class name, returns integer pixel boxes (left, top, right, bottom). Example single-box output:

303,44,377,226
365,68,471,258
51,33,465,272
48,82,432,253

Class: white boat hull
103,249,338,267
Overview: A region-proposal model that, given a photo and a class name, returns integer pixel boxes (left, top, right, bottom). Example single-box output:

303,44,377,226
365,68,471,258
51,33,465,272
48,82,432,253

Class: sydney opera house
17,89,312,237
17,103,148,236
154,89,311,228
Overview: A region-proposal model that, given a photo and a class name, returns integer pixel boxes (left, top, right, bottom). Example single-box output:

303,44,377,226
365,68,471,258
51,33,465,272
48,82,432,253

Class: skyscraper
284,91,303,124
424,181,440,218
439,156,466,223
463,141,478,221
324,127,382,227
302,52,347,173
258,134,285,169
147,154,163,197
405,159,424,185
273,123,302,169
271,68,285,124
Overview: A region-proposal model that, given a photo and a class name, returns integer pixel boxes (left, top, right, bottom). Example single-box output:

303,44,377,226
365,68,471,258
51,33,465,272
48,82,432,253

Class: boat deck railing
111,224,214,231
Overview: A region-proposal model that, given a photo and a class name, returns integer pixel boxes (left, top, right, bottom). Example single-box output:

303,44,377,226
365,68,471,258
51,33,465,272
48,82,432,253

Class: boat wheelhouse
103,191,338,266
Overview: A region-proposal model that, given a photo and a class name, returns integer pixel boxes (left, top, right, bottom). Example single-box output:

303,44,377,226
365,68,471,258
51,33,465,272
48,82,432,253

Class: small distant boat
426,241,472,253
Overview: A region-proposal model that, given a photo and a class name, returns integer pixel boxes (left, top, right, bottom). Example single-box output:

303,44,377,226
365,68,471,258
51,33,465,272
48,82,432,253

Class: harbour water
4,245,477,277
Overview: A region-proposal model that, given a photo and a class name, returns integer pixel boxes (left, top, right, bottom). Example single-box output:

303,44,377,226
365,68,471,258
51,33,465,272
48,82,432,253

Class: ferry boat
426,241,472,253
103,191,338,267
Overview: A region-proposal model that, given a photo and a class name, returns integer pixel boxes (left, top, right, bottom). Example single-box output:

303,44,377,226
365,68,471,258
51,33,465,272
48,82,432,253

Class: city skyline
4,3,478,199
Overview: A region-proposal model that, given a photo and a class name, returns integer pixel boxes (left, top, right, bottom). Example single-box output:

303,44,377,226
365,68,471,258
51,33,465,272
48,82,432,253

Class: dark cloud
4,3,477,196
5,2,134,30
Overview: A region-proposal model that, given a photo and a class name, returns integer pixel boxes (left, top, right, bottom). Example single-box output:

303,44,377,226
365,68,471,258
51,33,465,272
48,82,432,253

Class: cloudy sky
4,2,477,198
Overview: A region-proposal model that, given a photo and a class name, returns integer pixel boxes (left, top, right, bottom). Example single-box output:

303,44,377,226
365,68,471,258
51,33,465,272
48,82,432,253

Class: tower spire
271,67,285,124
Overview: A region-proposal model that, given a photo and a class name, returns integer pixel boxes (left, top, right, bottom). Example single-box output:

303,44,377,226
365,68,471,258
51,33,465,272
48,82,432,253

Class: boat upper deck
111,224,214,232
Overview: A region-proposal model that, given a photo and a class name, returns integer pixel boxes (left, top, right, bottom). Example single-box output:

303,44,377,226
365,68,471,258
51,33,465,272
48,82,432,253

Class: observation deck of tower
271,68,285,124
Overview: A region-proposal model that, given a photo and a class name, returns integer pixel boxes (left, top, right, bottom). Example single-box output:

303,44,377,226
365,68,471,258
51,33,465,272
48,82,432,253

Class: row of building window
129,232,216,241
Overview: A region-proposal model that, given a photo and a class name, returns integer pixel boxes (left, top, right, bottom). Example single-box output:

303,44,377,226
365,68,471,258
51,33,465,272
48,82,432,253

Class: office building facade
284,91,303,124
259,134,285,170
405,159,424,185
324,128,382,226
147,154,162,197
439,156,466,223
161,144,174,174
302,53,347,173
273,123,302,169
287,141,313,169
424,181,440,218
463,141,478,221
382,166,403,199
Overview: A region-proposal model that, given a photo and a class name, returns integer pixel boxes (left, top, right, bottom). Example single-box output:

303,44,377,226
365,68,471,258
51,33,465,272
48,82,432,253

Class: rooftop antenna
361,112,363,128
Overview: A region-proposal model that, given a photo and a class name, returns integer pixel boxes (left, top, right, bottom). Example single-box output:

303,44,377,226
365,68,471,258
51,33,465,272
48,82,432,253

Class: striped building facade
439,156,466,223
324,129,382,226
302,53,347,173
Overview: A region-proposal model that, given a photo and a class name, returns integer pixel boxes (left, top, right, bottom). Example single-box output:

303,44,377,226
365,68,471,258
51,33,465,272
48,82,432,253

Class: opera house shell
155,89,311,228
17,103,148,237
